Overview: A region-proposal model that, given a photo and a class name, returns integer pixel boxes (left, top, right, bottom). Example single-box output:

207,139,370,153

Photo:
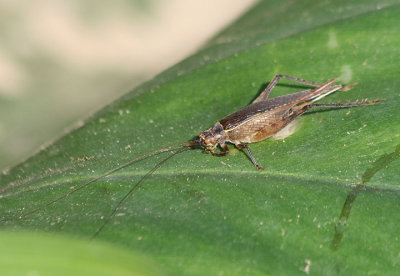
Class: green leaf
1,1,400,275
0,231,165,276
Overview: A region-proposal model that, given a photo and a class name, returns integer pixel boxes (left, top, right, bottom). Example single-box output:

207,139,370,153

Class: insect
197,75,382,169
1,74,383,237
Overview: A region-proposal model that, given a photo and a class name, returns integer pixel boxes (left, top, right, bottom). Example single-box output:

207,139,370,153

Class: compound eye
198,137,208,149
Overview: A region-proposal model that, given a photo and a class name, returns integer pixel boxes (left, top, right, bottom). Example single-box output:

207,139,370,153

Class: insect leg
253,74,324,103
237,144,264,170
253,75,357,104
211,143,230,156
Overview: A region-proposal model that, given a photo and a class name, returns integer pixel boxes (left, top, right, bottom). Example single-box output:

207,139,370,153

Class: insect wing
219,89,312,131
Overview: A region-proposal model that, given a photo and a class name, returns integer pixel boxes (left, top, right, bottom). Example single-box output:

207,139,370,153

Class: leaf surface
1,1,400,275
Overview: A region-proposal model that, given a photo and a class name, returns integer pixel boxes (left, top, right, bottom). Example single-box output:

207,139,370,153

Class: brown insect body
2,74,383,237
221,90,316,143
198,75,381,169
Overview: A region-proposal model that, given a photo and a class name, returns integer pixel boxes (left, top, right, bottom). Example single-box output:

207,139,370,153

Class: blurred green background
0,0,256,170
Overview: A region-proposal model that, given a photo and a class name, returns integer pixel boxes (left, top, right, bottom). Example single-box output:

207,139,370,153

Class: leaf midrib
2,168,397,200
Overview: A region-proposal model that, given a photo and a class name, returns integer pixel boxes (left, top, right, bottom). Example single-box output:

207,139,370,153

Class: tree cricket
1,74,383,237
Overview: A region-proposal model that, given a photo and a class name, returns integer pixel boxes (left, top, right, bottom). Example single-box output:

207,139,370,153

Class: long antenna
92,145,190,238
1,141,196,222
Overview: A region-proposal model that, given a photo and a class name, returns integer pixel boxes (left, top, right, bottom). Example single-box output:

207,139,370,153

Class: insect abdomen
223,112,285,144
